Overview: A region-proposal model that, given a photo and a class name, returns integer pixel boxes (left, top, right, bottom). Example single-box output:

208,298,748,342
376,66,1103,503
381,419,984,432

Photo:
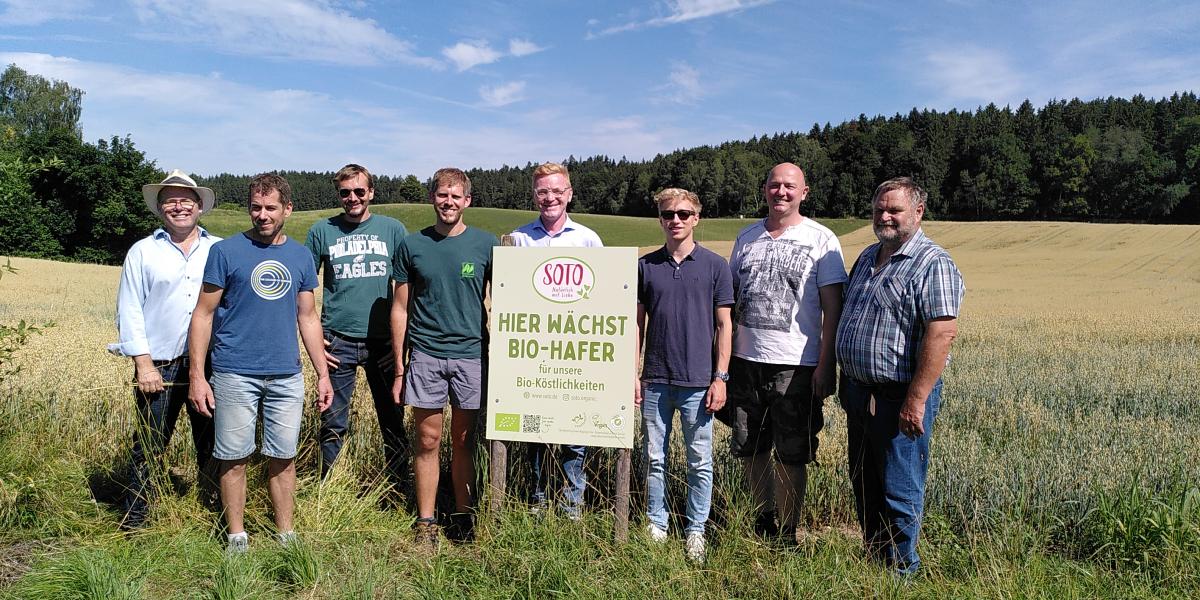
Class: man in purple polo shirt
635,187,733,564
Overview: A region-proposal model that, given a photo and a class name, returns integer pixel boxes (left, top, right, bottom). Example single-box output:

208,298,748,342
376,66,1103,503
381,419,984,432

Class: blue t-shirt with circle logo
202,232,319,375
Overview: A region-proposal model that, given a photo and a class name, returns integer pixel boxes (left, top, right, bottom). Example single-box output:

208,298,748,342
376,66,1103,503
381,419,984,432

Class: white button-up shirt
508,216,603,247
108,227,220,360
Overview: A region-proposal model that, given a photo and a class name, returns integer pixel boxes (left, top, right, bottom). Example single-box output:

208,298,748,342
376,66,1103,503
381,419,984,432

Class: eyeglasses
535,187,571,199
159,198,197,210
659,209,697,221
338,188,369,199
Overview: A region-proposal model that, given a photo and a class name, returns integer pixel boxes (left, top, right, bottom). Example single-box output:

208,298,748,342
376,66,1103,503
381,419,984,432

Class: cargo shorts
716,357,822,466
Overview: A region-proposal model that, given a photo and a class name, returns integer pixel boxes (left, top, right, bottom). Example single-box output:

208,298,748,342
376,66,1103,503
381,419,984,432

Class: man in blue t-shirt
189,173,333,553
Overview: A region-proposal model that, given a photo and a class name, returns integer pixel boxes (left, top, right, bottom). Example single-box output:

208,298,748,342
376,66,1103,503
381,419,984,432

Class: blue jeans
840,376,942,575
642,383,713,535
123,356,214,518
319,333,407,481
528,443,587,516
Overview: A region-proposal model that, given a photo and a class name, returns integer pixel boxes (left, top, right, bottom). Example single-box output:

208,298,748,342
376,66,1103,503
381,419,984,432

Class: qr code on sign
522,414,541,433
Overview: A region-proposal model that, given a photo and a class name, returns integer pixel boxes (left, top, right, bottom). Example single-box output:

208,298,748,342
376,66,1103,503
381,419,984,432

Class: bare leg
449,408,477,513
219,458,249,533
267,458,296,532
412,407,445,519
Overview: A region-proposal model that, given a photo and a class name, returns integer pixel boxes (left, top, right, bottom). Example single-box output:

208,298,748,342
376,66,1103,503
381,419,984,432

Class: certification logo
494,413,520,432
251,260,292,301
532,257,595,304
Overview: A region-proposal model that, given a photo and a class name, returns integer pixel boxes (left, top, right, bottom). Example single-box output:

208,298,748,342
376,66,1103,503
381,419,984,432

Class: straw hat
142,169,216,214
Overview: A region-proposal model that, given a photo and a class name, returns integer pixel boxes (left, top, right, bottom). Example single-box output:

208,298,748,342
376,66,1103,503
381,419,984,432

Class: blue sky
1,0,1198,178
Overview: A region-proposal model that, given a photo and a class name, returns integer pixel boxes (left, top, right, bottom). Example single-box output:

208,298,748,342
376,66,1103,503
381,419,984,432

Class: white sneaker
277,531,298,547
226,532,249,555
646,523,668,542
685,532,706,564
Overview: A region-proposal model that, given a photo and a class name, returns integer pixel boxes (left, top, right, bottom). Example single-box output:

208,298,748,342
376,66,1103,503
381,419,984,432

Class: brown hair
248,173,292,205
430,167,472,197
333,163,374,188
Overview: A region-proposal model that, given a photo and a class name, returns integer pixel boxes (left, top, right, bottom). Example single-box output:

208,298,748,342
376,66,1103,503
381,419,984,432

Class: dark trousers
123,356,215,518
319,332,408,483
840,376,942,575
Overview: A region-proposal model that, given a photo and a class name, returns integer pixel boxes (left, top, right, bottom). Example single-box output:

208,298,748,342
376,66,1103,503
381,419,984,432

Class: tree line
2,63,1200,265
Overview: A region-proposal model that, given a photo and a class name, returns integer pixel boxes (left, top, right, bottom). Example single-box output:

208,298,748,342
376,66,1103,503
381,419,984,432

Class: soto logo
532,257,595,303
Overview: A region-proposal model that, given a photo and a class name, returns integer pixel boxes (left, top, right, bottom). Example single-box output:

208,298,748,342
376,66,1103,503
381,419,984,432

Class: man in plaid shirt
836,176,964,575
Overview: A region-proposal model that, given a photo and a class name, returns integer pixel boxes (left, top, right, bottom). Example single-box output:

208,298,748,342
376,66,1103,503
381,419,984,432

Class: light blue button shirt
108,227,220,360
508,216,604,247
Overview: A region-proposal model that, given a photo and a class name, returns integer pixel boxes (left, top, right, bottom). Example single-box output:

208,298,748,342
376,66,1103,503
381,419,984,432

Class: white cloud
128,0,438,68
441,39,502,71
478,81,526,107
920,46,1023,105
0,0,91,25
590,0,774,37
508,38,545,57
0,52,726,185
659,62,704,105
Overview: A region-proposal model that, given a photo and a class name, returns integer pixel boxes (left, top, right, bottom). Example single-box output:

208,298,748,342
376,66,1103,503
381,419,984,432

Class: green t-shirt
393,226,498,359
305,214,408,339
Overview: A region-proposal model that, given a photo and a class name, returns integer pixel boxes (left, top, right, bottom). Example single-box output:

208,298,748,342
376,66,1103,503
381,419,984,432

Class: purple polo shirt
637,243,735,387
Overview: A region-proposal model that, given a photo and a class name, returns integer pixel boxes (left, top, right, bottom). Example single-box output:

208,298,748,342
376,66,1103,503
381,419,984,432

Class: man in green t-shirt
305,164,409,488
391,167,498,550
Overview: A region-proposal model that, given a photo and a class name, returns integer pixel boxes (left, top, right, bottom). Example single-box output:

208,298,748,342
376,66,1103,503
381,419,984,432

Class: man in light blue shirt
508,162,602,518
109,169,220,529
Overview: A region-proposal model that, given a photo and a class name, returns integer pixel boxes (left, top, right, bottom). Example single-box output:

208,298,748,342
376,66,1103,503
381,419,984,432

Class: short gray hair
872,177,926,208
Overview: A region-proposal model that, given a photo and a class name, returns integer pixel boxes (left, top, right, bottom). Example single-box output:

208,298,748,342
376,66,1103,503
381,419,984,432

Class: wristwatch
713,370,730,382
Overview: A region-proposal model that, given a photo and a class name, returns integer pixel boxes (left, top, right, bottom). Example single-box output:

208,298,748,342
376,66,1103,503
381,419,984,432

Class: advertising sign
486,246,637,448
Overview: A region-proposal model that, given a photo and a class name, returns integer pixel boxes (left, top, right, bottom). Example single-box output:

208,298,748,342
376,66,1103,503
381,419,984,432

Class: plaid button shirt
836,228,964,384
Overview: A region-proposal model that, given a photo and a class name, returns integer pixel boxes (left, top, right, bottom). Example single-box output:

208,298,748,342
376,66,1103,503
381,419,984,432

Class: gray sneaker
277,531,298,547
226,533,249,555
685,532,706,564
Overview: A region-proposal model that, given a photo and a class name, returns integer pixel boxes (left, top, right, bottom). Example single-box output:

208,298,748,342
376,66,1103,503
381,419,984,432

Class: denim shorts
211,371,305,460
403,349,481,410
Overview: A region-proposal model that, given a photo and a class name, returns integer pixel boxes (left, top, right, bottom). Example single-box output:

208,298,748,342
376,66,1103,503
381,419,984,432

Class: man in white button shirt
109,169,221,529
508,162,602,518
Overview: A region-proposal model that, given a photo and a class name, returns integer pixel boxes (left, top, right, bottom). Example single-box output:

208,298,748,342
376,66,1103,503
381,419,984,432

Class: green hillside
200,204,866,247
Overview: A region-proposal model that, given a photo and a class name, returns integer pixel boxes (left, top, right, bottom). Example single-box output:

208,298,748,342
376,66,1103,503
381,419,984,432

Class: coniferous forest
4,63,1200,265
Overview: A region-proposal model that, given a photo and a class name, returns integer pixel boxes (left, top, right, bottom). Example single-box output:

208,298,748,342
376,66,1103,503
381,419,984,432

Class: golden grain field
1,220,1198,538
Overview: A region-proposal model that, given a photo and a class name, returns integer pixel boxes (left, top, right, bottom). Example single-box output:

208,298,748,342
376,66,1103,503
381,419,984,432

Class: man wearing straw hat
109,169,220,530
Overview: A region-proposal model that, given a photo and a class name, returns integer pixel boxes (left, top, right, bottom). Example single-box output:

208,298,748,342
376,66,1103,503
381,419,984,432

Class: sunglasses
659,209,697,221
338,187,369,199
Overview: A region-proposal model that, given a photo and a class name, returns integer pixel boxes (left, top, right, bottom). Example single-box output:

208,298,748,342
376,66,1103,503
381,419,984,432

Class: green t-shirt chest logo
460,262,476,279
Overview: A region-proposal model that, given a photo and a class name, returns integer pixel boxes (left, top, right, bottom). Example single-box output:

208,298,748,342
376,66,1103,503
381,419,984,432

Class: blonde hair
532,162,569,186
653,187,701,212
